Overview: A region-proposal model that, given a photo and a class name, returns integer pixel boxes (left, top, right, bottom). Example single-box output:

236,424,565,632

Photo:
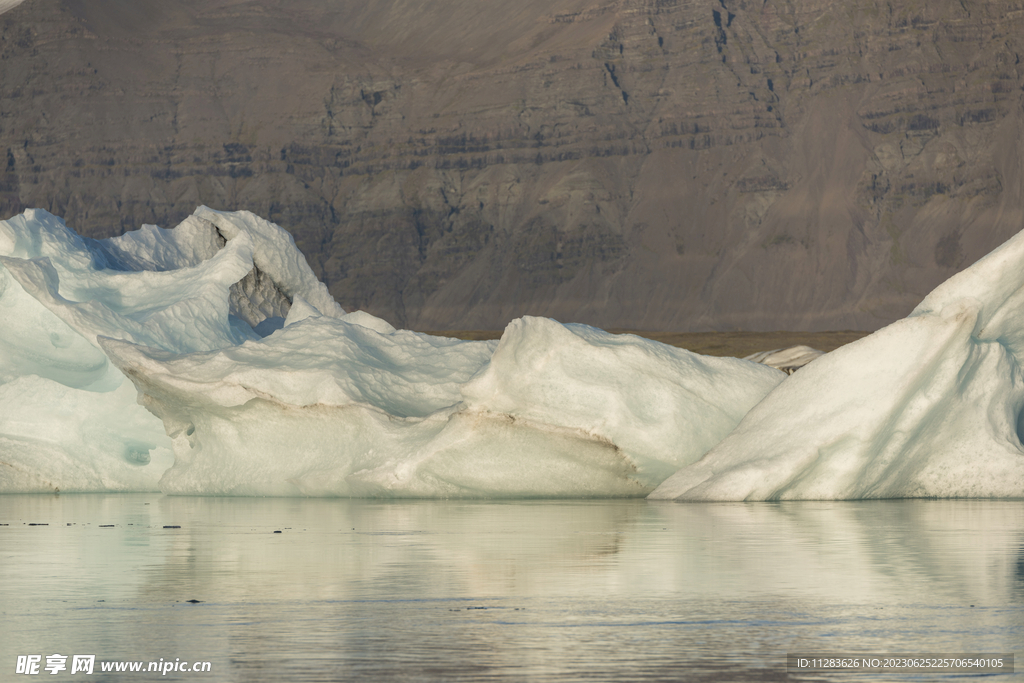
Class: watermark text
16,655,212,675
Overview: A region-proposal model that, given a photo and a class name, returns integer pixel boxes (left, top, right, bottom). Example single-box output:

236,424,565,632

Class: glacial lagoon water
1,495,1021,681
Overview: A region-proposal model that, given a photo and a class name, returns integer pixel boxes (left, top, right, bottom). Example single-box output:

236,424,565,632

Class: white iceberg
100,315,781,497
650,228,1024,501
8,205,1024,500
0,207,342,492
0,207,783,496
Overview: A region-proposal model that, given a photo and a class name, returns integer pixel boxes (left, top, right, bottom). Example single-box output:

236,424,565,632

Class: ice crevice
2,206,1023,499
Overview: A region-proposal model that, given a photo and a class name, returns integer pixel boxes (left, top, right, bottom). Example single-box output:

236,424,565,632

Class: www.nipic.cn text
16,655,212,675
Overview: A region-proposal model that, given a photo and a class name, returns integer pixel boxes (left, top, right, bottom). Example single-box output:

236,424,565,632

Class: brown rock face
2,0,1024,330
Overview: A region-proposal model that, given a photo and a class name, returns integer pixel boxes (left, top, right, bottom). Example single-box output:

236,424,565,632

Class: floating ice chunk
100,316,783,497
0,207,342,492
99,322,499,496
461,317,784,485
26,202,1024,500
650,229,1024,501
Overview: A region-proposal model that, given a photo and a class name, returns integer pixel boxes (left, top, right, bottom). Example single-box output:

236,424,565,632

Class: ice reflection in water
0,496,1021,681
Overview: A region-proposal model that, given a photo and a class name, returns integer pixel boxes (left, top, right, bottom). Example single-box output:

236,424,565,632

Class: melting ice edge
1,207,1022,500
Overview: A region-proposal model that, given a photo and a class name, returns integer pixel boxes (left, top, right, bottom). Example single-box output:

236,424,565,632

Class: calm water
1,495,1021,681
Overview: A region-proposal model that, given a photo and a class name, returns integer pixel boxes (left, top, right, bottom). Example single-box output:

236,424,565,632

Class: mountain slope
2,0,1023,330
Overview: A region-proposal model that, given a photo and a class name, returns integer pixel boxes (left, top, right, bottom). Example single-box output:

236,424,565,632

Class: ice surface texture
0,207,341,492
10,206,1022,499
0,208,782,496
650,227,1024,501
100,316,780,496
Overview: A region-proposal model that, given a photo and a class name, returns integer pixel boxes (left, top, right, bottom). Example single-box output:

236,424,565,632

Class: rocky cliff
2,0,1023,330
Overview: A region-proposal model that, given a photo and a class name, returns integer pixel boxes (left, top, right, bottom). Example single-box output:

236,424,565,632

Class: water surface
1,496,1021,681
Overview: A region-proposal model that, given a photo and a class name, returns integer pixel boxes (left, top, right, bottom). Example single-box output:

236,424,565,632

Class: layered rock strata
2,0,1023,330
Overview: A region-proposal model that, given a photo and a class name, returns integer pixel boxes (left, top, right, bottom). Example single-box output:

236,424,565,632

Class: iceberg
0,207,344,492
0,207,783,496
99,316,781,497
11,204,1022,500
649,227,1024,501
